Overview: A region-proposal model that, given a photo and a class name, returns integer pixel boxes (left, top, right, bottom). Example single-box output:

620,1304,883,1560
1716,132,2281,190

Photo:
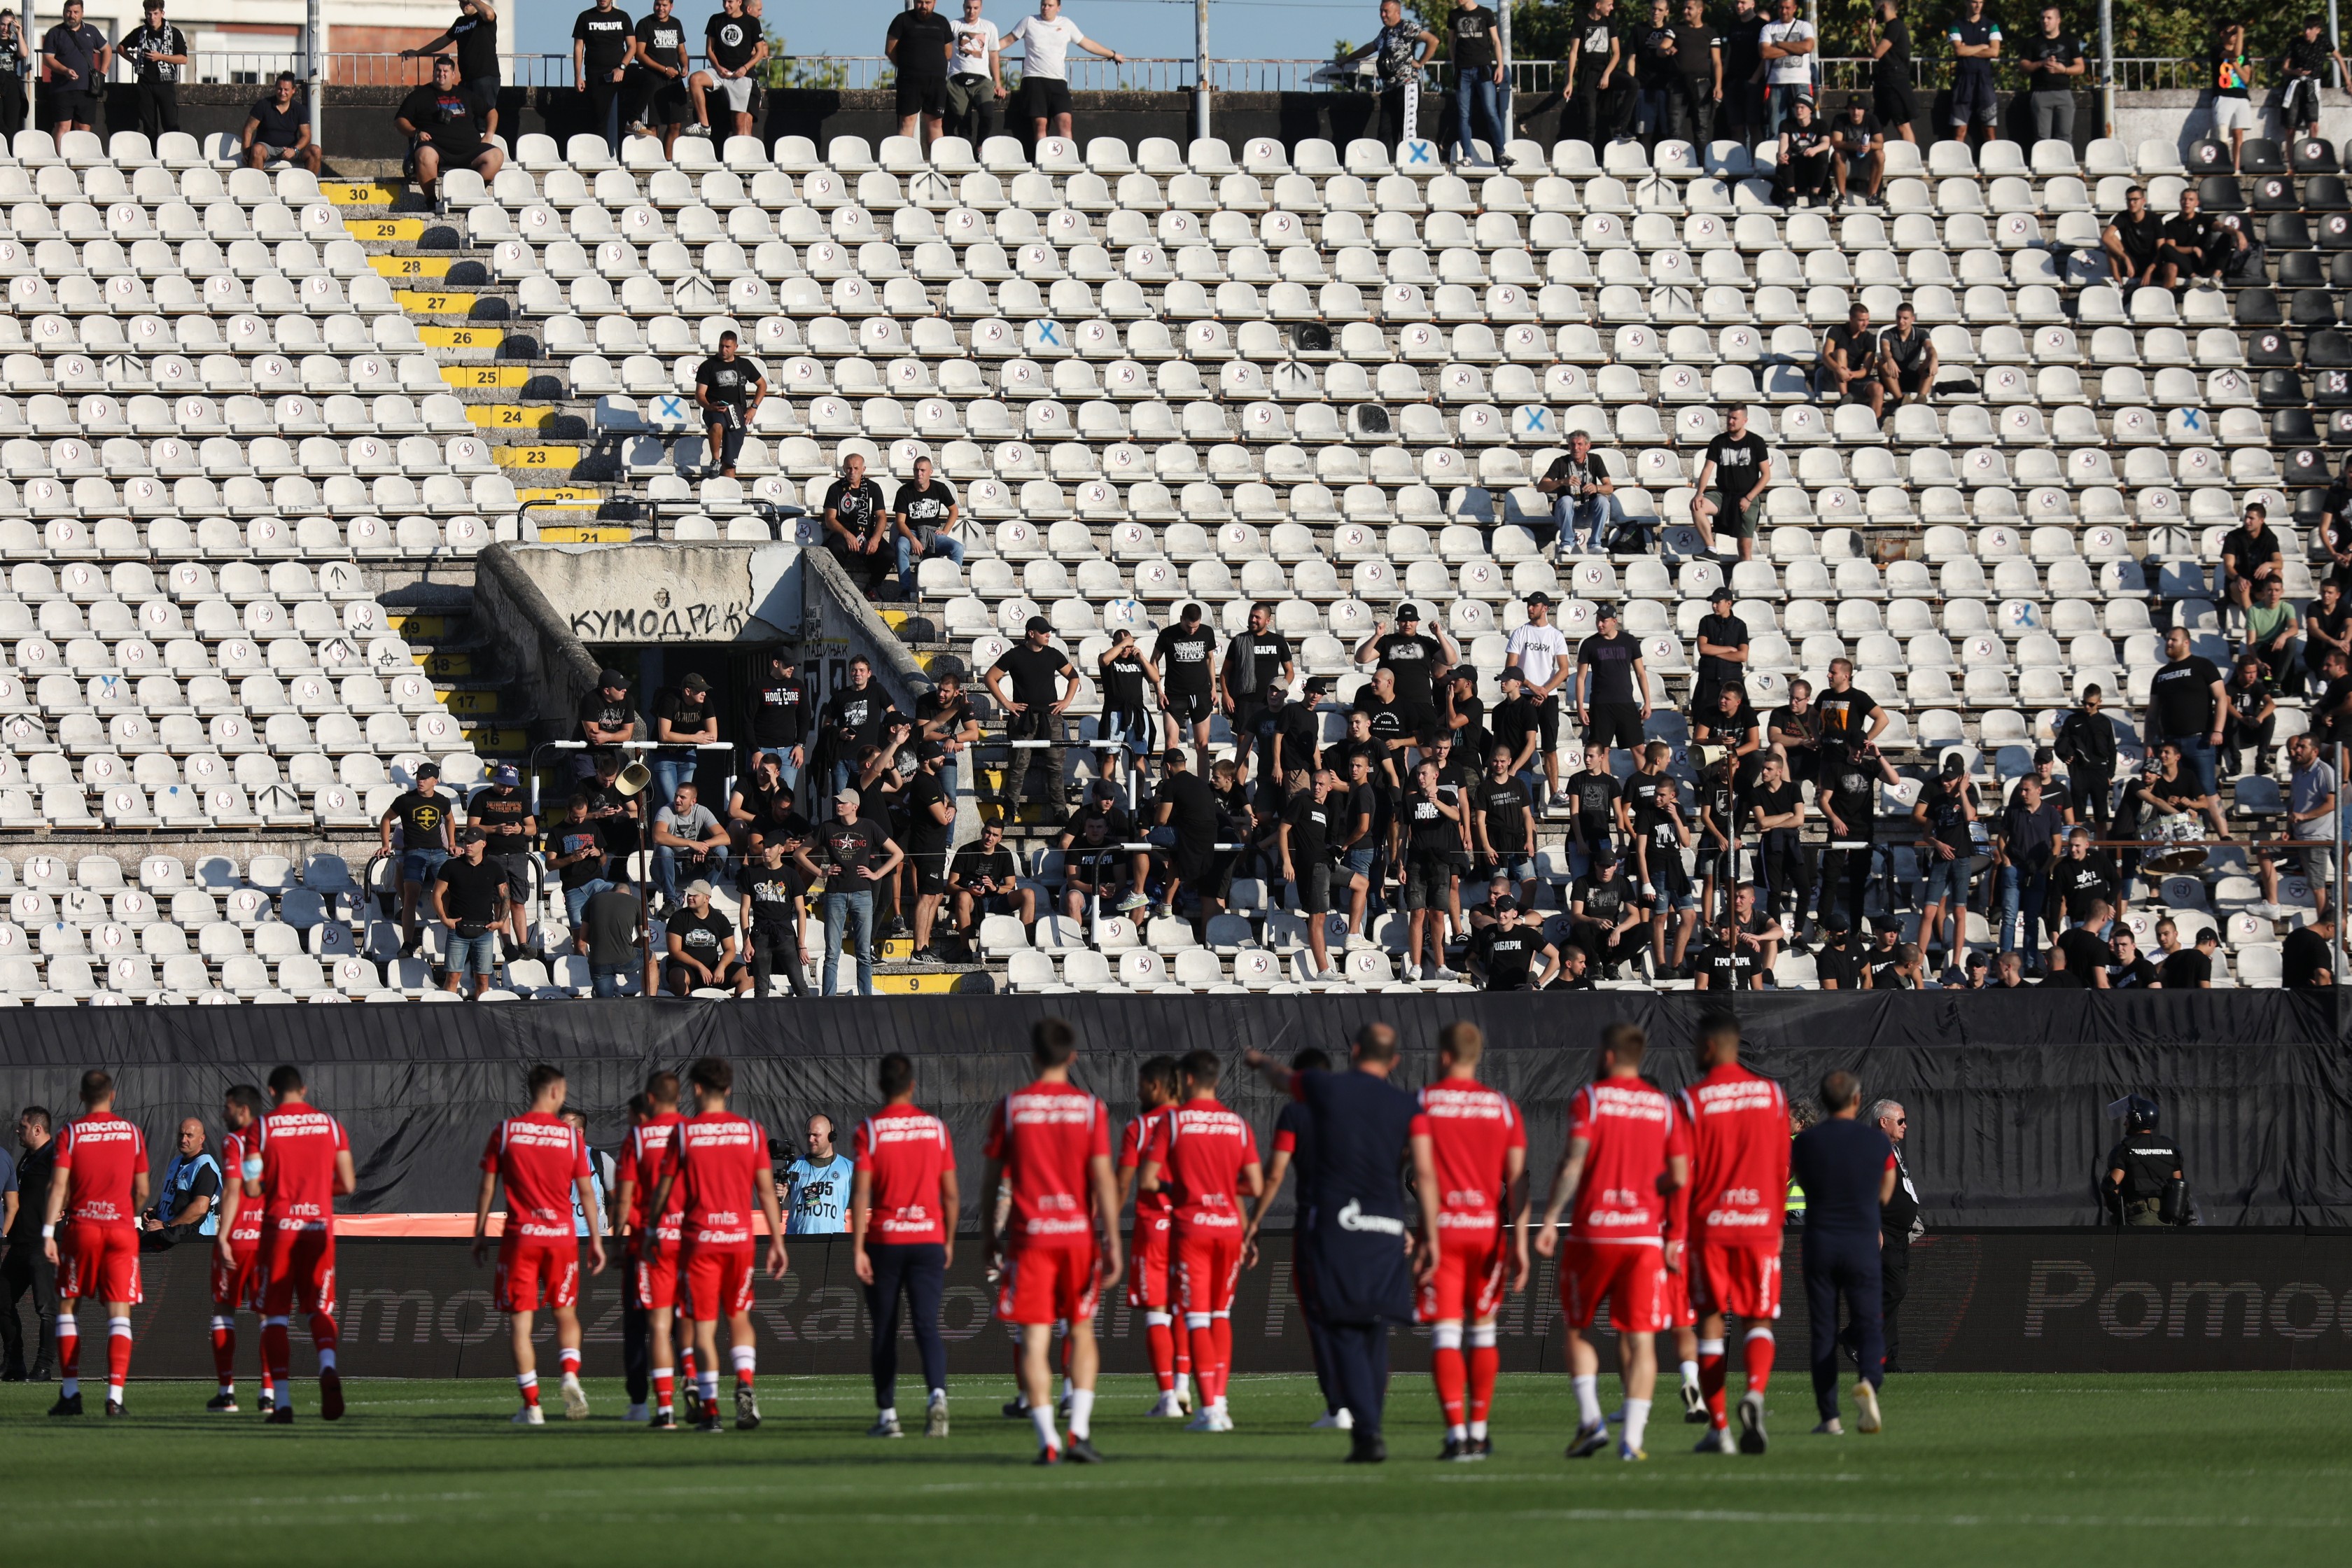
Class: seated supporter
1828,94,1884,203
1563,845,1647,979
951,818,1036,939
2099,183,2163,289
1691,911,1763,991
1772,95,1835,206
243,70,323,173
2155,188,2244,287
1466,897,1558,990
822,453,892,598
1816,302,1882,416
663,879,750,996
651,781,729,912
1876,303,1937,411
1058,781,1147,913
545,794,615,930
397,52,503,216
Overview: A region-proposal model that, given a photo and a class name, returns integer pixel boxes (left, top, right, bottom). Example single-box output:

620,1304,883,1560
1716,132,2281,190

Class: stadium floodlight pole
2338,741,2347,960
1194,0,1210,141
307,0,323,169
1497,0,1512,134
2098,0,2115,137
2337,0,2346,88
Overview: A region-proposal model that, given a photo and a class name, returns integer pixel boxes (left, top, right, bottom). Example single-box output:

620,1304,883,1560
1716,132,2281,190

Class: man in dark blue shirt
1788,1071,1895,1436
1246,1025,1437,1463
1242,1046,1343,1429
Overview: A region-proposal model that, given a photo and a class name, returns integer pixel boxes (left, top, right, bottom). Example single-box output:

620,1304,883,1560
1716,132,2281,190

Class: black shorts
895,74,948,118
1872,79,1917,127
1021,76,1073,120
909,850,951,897
1888,360,1932,393
1533,693,1562,754
667,958,744,990
1402,854,1454,911
1585,701,1646,752
634,69,692,124
1294,860,1333,915
1172,844,1219,886
1165,689,1213,727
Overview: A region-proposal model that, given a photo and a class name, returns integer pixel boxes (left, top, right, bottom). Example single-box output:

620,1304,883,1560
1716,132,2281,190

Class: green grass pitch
2,1373,2345,1566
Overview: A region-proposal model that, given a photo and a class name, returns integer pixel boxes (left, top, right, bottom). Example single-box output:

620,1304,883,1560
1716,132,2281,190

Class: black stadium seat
2239,287,2283,324
2252,174,2300,211
2273,408,2320,444
2292,136,2341,173
2330,409,2352,442
2283,444,2328,484
2260,368,2308,405
2307,173,2352,210
2249,327,2295,365
2293,486,2330,523
2241,137,2287,174
2319,211,2352,248
2292,288,2339,327
2278,249,2325,288
2307,327,2352,367
2267,211,2314,248
2186,136,2230,170
2320,367,2352,407
2332,252,2352,288
2197,174,2246,211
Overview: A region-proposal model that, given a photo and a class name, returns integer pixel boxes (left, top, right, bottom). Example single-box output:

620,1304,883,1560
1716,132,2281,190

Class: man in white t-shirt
1756,0,1815,136
947,0,1004,143
1003,0,1122,141
1504,592,1574,809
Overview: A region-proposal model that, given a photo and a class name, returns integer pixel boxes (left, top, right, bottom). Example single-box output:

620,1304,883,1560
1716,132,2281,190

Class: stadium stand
0,117,2342,1000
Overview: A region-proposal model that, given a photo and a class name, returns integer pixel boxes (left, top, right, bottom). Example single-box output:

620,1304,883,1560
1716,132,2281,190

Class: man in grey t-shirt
650,781,729,911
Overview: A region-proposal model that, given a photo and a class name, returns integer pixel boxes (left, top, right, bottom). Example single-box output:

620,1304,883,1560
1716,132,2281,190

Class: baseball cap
491,762,520,786
1024,615,1051,635
1595,602,1620,620
598,666,629,688
1590,843,1618,867
1397,603,1422,622
915,739,946,762
681,671,709,692
1941,753,1967,776
416,762,440,780
2033,746,2057,764
1708,584,1735,604
1301,676,1331,696
1525,590,1553,606
455,825,484,844
834,786,860,806
683,880,715,899
1490,895,1520,914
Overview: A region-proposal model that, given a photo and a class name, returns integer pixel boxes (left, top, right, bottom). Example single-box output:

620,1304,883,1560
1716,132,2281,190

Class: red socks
107,1319,132,1396
1744,1329,1775,1393
1187,1323,1219,1402
559,1347,581,1378
1467,1342,1499,1427
211,1322,235,1384
519,1372,541,1407
1212,1317,1232,1401
1699,1341,1729,1428
57,1320,80,1380
1431,1345,1466,1426
653,1370,675,1409
1146,1319,1176,1393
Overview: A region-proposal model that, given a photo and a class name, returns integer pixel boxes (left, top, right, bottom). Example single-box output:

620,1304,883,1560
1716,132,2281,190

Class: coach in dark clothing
1790,1072,1894,1435
1247,1025,1435,1464
1868,1097,1920,1371
1,1105,57,1380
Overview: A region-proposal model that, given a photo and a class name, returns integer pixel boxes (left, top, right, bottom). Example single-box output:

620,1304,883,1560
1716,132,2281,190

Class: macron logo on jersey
1588,1083,1671,1125
1419,1086,1513,1123
1005,1091,1098,1128
1693,1078,1782,1116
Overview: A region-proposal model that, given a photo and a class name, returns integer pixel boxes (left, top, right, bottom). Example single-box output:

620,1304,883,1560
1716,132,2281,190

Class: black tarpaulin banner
0,990,2346,1226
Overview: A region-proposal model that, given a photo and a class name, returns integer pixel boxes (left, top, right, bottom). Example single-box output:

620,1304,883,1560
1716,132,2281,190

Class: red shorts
1661,1252,1697,1329
211,1242,264,1311
261,1224,337,1317
1559,1240,1669,1334
496,1241,581,1314
996,1244,1100,1327
57,1224,141,1303
1175,1228,1242,1317
682,1246,755,1322
631,1242,682,1312
1125,1218,1173,1311
1417,1229,1508,1325
1690,1242,1783,1322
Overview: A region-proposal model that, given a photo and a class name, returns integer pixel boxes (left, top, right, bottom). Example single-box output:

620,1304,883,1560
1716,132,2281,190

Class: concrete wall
469,541,607,755
511,540,800,649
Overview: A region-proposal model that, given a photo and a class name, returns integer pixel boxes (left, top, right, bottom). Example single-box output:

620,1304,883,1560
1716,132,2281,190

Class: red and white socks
1465,1323,1499,1442
57,1312,80,1400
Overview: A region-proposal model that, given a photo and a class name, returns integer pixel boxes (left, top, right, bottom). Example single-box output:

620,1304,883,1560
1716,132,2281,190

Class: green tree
760,27,849,88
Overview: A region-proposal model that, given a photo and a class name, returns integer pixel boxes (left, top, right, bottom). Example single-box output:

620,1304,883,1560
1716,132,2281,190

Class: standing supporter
1472,746,1538,906
736,834,811,996
1279,769,1341,980
1814,739,1895,932
1766,677,1819,785
689,0,766,141
624,0,692,152
693,332,764,480
2147,626,2229,803
205,1086,270,1413
797,787,902,996
986,1018,1124,1464
380,762,456,958
40,1072,146,1418
824,454,892,599
892,455,962,598
1445,0,1508,169
1409,1023,1527,1459
580,883,651,996
1504,593,1572,807
1576,603,1650,762
1863,0,1914,141
1622,741,1698,975
218,1066,356,1423
573,0,635,152
1355,606,1455,741
2206,20,2255,172
748,650,809,794
1756,0,1814,135
120,2,189,141
1562,739,1622,860
1692,403,1770,561
473,1065,606,1426
1340,0,1438,149
398,52,503,218
1691,585,1750,722
1396,760,1467,981
853,1054,958,1438
818,656,890,806
612,1072,685,1425
1222,602,1296,775
1670,0,1721,144
892,742,952,964
0,11,27,147
1564,0,1627,148
1152,748,1228,925
406,0,500,106
1533,1023,1686,1462
1633,0,1678,147
434,827,510,997
650,671,719,807
946,0,1002,142
2280,13,2349,136
886,0,956,146
1004,0,1123,142
1153,601,1219,776
1744,753,1807,923
646,1057,789,1433
39,0,106,136
1945,0,2001,148
2015,4,2083,144
1679,1016,1788,1454
988,617,1077,820
1910,754,1979,967
1790,1072,1891,1436
1138,1051,1264,1433
468,763,536,961
241,70,321,172
1248,675,1319,805
1993,773,2063,965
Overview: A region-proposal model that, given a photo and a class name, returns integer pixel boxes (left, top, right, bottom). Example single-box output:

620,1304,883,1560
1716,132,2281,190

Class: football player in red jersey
1138,1049,1264,1432
983,1017,1123,1464
218,1065,356,1423
1534,1023,1688,1462
1680,1015,1790,1455
1409,1022,1528,1461
206,1084,271,1413
648,1056,788,1433
850,1051,960,1438
1115,1054,1191,1417
473,1064,608,1426
42,1070,149,1417
1654,1077,1706,1427
615,1071,692,1427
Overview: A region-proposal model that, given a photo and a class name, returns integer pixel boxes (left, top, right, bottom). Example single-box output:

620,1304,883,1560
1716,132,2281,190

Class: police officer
2103,1096,2183,1226
141,1116,221,1251
1790,1071,1894,1436
1245,1023,1435,1464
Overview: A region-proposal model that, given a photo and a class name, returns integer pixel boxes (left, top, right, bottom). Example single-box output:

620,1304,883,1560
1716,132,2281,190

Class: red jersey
851,1102,954,1245
220,1126,264,1246
1141,1097,1259,1235
253,1104,349,1227
1412,1080,1527,1240
1678,1064,1791,1249
671,1110,772,1252
1565,1077,1682,1245
51,1111,148,1229
983,1079,1110,1250
481,1112,591,1244
1119,1106,1176,1227
619,1112,685,1245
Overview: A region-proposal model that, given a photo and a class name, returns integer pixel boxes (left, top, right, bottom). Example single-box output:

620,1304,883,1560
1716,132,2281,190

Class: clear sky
512,0,1367,73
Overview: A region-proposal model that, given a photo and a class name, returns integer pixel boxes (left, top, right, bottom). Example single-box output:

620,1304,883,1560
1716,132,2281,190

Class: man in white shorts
689,0,765,140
